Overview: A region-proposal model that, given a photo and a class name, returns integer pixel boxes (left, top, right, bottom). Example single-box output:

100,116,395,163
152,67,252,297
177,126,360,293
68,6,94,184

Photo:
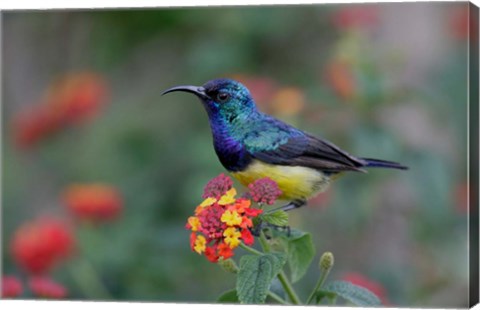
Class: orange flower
63,183,123,222
11,218,75,274
324,60,357,101
271,87,305,116
1,275,23,298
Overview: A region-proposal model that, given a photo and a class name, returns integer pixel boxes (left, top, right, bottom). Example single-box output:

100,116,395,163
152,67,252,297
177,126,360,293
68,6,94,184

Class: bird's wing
244,117,366,173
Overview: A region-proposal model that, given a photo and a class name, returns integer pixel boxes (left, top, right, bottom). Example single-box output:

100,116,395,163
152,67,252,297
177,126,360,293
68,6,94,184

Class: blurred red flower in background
332,6,379,30
231,74,308,116
63,183,123,222
11,105,63,149
45,72,108,124
11,72,109,149
450,6,478,42
342,272,390,305
1,275,23,298
10,218,75,274
28,276,67,299
455,181,470,214
324,60,357,102
231,74,278,107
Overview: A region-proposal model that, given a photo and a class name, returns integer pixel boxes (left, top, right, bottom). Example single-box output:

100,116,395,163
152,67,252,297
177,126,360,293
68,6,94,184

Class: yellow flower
223,227,241,249
221,210,242,226
194,235,207,254
188,216,201,232
199,197,217,208
218,188,237,205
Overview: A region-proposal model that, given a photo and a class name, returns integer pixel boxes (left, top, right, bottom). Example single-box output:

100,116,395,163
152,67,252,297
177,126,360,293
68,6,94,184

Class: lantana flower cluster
186,174,282,263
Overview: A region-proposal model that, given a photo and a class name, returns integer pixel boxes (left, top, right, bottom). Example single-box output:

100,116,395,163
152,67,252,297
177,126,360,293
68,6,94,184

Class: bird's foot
251,221,291,238
268,199,307,213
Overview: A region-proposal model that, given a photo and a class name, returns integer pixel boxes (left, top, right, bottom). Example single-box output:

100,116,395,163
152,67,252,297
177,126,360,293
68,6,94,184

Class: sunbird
163,79,407,211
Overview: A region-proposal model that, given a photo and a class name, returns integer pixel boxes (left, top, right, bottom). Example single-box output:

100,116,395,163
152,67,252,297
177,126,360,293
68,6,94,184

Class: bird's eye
216,92,230,103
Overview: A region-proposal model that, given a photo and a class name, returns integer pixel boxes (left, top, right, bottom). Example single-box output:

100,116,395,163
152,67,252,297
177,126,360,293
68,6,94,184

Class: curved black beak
161,85,209,99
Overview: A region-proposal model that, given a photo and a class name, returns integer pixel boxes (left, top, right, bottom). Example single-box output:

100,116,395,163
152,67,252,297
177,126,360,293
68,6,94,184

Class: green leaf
217,289,239,303
261,210,289,227
284,230,315,283
315,290,337,304
236,253,287,304
323,281,381,306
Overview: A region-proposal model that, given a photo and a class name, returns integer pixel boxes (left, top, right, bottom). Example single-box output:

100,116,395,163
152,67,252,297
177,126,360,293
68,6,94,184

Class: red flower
10,218,75,274
230,75,278,108
240,229,254,246
63,183,123,222
332,6,379,30
455,182,470,214
217,242,234,260
11,72,109,150
28,276,67,299
46,72,108,124
204,246,219,263
450,6,478,42
11,105,63,149
248,177,282,205
1,276,23,298
202,173,233,199
342,272,389,305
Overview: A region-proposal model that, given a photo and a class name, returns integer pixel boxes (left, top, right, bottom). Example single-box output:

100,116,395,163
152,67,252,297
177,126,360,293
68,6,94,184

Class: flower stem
268,291,290,305
239,242,263,255
69,258,113,300
277,270,301,305
306,265,331,304
259,231,301,305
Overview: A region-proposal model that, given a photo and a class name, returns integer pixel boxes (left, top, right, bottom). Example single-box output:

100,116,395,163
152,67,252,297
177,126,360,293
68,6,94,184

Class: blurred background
1,2,473,307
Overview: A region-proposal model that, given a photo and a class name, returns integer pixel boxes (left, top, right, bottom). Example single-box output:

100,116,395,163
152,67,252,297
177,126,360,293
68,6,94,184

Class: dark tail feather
361,158,408,170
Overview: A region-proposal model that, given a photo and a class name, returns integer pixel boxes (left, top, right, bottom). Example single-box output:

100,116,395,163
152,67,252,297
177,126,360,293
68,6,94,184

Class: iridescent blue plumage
162,78,407,210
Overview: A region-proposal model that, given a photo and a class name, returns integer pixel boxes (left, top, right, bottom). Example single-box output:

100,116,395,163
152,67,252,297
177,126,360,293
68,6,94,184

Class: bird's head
162,78,257,122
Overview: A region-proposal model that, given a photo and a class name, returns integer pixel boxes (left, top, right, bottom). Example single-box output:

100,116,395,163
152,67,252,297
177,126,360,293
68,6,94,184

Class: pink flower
1,276,23,298
342,272,390,305
332,6,379,30
450,6,478,42
248,177,282,205
28,277,67,299
202,173,233,199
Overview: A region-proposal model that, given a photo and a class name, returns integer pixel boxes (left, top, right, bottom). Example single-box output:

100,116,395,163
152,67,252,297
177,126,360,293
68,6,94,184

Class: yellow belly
231,160,330,201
